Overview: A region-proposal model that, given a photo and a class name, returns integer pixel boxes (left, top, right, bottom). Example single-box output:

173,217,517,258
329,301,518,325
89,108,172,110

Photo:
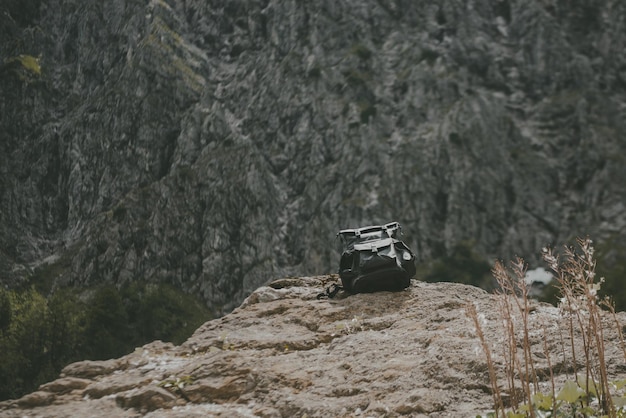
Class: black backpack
319,222,416,298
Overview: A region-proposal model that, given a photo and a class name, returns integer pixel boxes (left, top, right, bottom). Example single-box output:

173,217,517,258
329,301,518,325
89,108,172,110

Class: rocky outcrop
2,277,626,417
2,0,626,313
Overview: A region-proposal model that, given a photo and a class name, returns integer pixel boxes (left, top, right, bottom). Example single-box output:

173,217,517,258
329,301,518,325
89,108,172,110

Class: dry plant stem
492,260,536,418
494,263,519,409
467,303,504,417
544,239,615,416
541,322,557,414
581,241,613,414
479,239,616,417
572,240,612,413
595,318,612,413
586,303,604,405
565,245,597,398
506,267,534,410
557,326,569,381
586,290,612,411
604,300,626,362
476,239,617,417
566,306,579,379
494,275,519,409
574,298,594,401
512,258,539,397
544,248,582,381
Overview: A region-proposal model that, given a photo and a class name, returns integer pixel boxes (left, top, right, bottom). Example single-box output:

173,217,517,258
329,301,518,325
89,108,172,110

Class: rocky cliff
2,277,626,417
2,0,626,313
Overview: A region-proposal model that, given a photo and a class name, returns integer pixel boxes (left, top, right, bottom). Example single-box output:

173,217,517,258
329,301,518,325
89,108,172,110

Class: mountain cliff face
2,278,626,417
2,0,626,314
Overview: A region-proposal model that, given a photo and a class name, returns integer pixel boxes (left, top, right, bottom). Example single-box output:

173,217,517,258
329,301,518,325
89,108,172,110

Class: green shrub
0,288,76,399
350,43,372,60
0,282,211,401
45,290,86,366
343,69,370,87
125,282,211,345
422,241,494,289
2,54,41,82
358,100,377,123
595,239,626,312
83,285,131,360
0,288,11,333
421,48,439,65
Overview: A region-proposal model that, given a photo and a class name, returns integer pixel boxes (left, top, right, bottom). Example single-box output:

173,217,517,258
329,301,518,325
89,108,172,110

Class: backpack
319,222,416,298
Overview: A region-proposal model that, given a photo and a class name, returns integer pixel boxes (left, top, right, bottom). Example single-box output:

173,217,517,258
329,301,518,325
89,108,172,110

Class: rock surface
2,277,626,417
2,0,626,314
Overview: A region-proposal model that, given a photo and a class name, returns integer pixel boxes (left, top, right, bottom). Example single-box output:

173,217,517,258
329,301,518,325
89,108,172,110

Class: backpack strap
317,283,343,299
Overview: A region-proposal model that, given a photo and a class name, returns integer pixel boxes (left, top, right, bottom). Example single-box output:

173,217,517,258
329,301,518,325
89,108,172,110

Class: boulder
60,359,121,379
115,386,179,412
2,277,626,417
15,391,55,408
38,377,92,395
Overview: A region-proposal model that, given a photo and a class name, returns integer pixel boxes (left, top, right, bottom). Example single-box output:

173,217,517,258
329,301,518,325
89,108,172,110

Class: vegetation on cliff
0,283,210,401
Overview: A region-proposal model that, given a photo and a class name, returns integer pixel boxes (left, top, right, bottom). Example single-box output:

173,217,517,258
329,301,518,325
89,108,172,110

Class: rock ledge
2,276,626,417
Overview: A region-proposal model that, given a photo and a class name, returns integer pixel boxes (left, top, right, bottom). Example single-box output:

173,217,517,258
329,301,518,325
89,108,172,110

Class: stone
183,376,252,403
38,377,92,395
84,378,149,400
115,386,178,413
3,277,626,417
60,359,120,379
15,391,55,408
